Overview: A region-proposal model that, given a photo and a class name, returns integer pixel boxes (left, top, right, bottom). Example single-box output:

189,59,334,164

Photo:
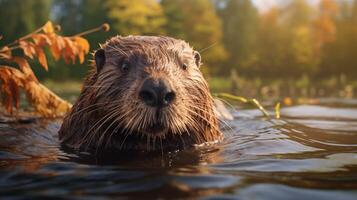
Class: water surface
0,98,357,199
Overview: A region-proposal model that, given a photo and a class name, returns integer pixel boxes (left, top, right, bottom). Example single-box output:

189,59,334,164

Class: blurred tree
161,0,227,75
282,0,312,28
353,0,357,21
313,0,337,55
161,0,185,39
322,0,357,77
51,0,166,80
255,7,287,76
290,25,317,75
218,0,259,75
311,0,337,78
52,0,82,35
0,0,53,80
1,0,357,81
105,0,166,35
281,0,318,76
0,0,51,45
74,0,112,78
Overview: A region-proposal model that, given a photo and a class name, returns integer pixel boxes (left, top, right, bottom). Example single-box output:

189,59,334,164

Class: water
1,98,357,199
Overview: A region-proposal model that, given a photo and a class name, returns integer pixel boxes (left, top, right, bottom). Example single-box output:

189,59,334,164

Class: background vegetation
1,0,356,98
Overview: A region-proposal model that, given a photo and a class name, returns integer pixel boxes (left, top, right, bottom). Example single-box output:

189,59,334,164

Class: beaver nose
139,78,176,107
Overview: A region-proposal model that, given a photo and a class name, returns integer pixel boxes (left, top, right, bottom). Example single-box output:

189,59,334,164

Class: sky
252,0,321,12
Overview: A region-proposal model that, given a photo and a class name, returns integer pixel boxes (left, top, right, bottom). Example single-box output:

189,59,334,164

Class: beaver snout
139,78,176,108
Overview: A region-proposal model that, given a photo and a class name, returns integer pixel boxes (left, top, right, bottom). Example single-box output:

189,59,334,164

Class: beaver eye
182,63,188,70
121,61,130,72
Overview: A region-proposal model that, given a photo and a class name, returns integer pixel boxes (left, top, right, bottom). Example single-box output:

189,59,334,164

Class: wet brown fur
58,36,222,152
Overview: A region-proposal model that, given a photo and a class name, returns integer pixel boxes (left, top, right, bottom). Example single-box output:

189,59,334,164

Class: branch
0,23,110,53
3,26,46,48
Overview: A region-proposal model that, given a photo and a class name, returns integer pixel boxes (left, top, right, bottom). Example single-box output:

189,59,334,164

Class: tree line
0,0,356,80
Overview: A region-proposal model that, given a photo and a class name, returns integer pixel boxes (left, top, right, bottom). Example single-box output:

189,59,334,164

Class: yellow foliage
105,0,165,35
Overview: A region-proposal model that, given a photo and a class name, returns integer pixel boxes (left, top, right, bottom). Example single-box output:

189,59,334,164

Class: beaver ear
94,49,106,72
194,51,201,67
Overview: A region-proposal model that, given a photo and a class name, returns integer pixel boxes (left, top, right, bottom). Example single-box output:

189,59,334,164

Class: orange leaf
0,46,12,59
49,35,64,61
78,51,85,64
56,36,65,50
8,78,20,109
11,57,38,82
19,41,36,59
43,21,54,34
73,36,90,64
74,36,90,53
35,47,48,71
50,42,61,61
62,37,77,64
32,34,52,47
0,67,25,113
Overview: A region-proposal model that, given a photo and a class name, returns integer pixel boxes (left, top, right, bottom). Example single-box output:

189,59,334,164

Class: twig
4,26,44,48
0,45,21,53
73,23,110,37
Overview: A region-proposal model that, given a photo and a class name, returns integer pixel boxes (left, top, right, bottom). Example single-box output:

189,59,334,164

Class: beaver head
59,36,222,152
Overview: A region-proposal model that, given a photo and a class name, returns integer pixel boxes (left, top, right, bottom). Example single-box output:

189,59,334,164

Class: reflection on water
1,98,357,199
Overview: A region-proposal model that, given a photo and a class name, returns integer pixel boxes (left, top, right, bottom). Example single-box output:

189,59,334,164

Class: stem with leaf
213,93,271,118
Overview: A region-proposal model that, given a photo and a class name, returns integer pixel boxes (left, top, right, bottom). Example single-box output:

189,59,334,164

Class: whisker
82,108,118,149
188,105,234,137
199,42,218,54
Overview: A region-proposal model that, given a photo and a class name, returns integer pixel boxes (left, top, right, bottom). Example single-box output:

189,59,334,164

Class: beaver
59,36,222,152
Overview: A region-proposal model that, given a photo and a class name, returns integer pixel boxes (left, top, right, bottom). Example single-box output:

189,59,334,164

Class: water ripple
0,101,357,199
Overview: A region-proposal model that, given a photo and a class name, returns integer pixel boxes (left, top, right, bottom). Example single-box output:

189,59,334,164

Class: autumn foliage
314,0,338,52
0,21,109,117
